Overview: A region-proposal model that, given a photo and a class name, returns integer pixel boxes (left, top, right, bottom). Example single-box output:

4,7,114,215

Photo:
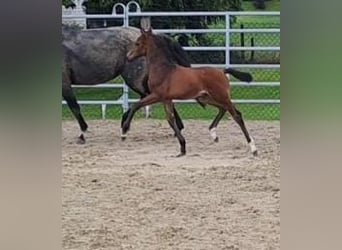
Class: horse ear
140,17,151,34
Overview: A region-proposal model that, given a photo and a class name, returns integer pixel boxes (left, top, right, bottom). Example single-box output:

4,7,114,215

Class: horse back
62,27,141,84
175,66,227,84
168,66,228,97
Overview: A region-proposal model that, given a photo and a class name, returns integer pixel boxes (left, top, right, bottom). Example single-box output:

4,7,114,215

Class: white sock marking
144,106,151,118
120,128,127,138
209,128,217,140
249,137,257,153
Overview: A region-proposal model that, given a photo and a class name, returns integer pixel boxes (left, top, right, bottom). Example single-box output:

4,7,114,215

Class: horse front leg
121,93,160,139
120,107,132,141
62,83,88,144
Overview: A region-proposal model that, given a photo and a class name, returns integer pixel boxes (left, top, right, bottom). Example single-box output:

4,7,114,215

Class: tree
228,0,242,11
253,0,266,10
62,0,75,8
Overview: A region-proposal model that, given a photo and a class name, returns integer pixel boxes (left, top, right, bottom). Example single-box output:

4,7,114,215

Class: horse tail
224,68,253,82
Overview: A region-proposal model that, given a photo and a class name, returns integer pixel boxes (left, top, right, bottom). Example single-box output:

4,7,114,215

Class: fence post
240,24,245,62
120,4,129,113
121,2,141,113
225,13,231,69
118,2,142,114
127,1,141,17
250,37,255,62
112,3,129,113
101,104,106,119
112,3,127,25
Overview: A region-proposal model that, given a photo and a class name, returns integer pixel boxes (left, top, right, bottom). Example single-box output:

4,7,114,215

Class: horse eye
135,42,140,46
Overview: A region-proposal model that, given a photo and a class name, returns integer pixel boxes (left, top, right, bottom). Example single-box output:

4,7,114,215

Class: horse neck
145,37,175,80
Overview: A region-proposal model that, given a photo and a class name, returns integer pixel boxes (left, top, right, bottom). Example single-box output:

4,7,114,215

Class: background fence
62,1,280,120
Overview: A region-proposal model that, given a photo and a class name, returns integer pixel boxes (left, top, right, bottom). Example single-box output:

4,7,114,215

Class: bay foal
122,23,257,157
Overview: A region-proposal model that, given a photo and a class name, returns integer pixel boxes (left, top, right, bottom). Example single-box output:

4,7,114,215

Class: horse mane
152,34,191,67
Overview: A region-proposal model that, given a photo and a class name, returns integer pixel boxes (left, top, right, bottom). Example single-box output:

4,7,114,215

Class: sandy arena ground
62,119,280,250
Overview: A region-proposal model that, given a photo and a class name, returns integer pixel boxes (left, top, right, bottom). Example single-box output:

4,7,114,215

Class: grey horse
62,24,191,143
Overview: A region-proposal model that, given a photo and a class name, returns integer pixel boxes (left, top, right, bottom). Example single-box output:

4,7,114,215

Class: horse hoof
214,137,219,143
252,150,258,156
77,134,86,144
121,136,127,142
176,152,186,157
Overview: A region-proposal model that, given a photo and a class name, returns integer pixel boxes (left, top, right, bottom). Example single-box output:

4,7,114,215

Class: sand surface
62,119,280,250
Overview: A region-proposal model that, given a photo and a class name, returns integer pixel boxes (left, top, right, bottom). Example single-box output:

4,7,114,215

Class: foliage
62,0,75,8
62,0,239,13
62,0,280,11
227,0,242,11
253,0,266,10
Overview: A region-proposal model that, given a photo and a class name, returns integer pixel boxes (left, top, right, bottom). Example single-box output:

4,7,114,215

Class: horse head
126,18,152,61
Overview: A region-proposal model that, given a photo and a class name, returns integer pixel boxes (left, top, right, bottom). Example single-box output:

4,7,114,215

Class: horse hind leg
224,101,257,156
209,107,226,142
62,84,88,144
163,101,186,157
197,95,225,143
172,104,184,132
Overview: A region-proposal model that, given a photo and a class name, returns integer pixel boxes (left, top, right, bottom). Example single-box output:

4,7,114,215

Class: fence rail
62,1,280,120
154,28,280,33
127,11,280,16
